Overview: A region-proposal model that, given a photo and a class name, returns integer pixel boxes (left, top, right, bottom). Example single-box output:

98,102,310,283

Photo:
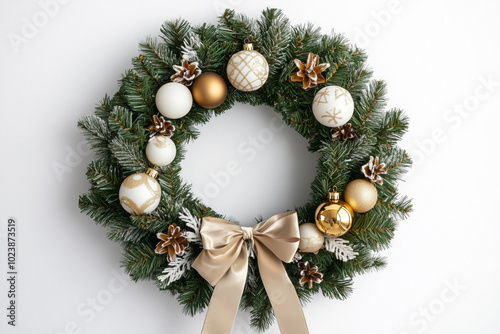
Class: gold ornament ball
192,72,227,109
315,190,354,237
344,179,378,213
298,223,325,253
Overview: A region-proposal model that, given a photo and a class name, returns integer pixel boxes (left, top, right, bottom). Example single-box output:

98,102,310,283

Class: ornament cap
145,168,159,179
327,186,340,202
243,43,254,51
328,191,340,202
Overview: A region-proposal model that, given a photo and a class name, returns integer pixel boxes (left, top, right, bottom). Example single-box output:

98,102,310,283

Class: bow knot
192,211,309,334
240,226,254,241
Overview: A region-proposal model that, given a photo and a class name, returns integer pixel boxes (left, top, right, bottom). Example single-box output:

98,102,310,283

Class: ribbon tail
255,242,309,334
200,246,248,334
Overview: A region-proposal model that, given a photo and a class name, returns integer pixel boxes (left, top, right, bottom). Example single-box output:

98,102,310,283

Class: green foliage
79,8,412,332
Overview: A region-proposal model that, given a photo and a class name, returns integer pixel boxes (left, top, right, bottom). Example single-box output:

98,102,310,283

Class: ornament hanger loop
332,185,337,192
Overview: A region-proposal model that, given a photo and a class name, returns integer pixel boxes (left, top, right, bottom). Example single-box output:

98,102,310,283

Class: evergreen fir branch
139,36,178,76
341,246,387,275
122,243,166,281
344,63,373,101
375,195,413,220
345,212,396,251
108,106,148,144
109,136,147,173
119,74,157,117
191,25,229,72
355,80,387,132
289,23,322,59
376,108,410,149
375,147,412,200
132,54,162,82
217,9,241,46
319,272,353,300
107,221,150,244
94,95,114,120
160,18,192,55
85,160,120,201
79,192,127,226
77,115,112,157
249,284,275,332
257,8,291,76
379,146,412,177
177,271,213,316
129,214,169,233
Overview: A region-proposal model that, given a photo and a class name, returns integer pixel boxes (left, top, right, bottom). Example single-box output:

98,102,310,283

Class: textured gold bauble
344,179,378,213
192,72,228,109
315,189,354,237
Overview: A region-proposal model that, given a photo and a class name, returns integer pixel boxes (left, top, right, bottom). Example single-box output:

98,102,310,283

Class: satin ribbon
192,211,309,334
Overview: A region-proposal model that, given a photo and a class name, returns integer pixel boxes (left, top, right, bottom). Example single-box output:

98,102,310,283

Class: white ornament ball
155,82,193,119
298,223,325,253
146,136,176,167
119,172,161,214
312,86,354,127
227,49,269,92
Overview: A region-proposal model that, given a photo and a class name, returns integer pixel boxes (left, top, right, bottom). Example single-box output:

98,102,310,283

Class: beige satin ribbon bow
192,211,309,334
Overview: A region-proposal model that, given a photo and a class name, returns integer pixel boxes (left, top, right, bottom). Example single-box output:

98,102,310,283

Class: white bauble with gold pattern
298,223,325,253
312,86,354,127
119,168,161,214
227,43,269,92
146,135,176,167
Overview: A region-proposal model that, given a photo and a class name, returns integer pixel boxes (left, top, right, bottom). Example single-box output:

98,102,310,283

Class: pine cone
361,156,387,185
171,60,201,86
148,115,175,137
298,261,323,289
293,251,303,263
331,123,358,142
291,53,330,91
155,223,189,262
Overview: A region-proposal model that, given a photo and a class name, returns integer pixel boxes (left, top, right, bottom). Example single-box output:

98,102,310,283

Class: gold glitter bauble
344,179,378,213
192,72,227,109
315,188,354,237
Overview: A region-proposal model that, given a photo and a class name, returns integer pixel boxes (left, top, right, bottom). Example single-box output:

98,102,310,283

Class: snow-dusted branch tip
324,237,358,262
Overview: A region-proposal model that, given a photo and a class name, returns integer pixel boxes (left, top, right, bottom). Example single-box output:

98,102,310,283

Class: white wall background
1,0,499,333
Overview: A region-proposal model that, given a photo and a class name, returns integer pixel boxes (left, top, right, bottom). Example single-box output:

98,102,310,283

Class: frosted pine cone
291,53,330,91
155,224,188,262
298,261,323,289
331,123,358,142
171,60,201,86
148,115,175,138
361,156,387,185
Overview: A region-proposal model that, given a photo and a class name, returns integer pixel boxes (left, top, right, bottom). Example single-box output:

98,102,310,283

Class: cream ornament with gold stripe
227,43,269,92
119,168,161,214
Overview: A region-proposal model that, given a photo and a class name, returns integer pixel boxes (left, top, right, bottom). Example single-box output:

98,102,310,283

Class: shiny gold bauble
192,72,227,109
315,190,354,237
344,179,378,213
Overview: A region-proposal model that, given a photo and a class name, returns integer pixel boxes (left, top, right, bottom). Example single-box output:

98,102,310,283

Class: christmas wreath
78,8,412,333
